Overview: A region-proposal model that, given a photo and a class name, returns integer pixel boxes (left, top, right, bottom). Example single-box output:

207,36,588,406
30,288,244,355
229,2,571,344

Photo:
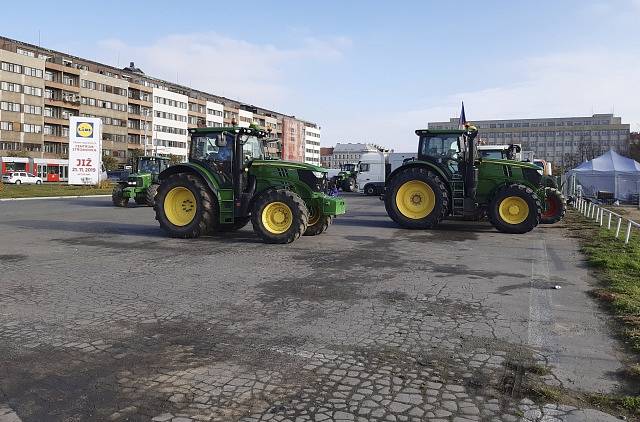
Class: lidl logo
76,122,94,138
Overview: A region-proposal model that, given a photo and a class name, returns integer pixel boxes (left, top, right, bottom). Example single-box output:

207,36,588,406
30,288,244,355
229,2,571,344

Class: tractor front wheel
540,187,566,224
384,167,449,229
155,173,216,238
251,190,308,244
488,184,541,234
112,184,128,207
144,184,159,207
304,206,332,236
344,177,356,192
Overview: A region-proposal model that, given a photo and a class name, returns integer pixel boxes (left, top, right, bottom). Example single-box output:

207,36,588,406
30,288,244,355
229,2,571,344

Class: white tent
567,150,640,200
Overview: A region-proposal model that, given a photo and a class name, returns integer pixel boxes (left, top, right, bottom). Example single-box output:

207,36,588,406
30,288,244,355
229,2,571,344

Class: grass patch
564,211,640,352
0,183,114,199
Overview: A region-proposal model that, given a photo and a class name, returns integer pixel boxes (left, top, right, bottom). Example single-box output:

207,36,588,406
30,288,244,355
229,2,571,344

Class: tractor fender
158,163,221,202
386,161,449,186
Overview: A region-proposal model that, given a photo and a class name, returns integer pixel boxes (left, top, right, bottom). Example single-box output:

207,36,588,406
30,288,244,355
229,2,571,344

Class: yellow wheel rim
308,206,320,226
164,187,197,226
395,180,435,219
262,201,293,234
498,196,529,225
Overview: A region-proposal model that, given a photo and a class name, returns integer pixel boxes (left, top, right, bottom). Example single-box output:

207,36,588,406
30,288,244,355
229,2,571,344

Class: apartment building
0,36,317,167
428,114,631,166
303,122,321,165
325,142,391,168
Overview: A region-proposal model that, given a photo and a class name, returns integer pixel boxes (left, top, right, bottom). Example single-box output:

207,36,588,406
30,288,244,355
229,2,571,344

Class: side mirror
215,137,227,147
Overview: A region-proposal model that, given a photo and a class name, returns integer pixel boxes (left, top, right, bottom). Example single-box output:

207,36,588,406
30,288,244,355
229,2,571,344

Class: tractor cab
341,163,357,173
415,126,480,215
136,156,171,181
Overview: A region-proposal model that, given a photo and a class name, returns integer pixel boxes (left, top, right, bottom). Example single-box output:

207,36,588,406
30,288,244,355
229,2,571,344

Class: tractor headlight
536,169,543,176
128,181,136,186
312,171,325,179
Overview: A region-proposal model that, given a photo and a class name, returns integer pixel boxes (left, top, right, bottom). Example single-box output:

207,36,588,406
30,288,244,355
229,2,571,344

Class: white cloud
97,32,351,108
339,50,640,152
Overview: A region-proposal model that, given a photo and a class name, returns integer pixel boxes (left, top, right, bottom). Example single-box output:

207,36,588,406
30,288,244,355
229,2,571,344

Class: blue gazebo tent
567,150,640,200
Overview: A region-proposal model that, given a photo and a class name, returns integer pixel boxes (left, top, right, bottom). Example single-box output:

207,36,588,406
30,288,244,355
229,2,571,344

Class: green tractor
333,163,359,192
154,125,346,244
384,125,565,234
112,156,171,207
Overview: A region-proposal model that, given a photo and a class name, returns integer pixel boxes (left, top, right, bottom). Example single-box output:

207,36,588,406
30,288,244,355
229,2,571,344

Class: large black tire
488,184,541,234
540,187,566,224
134,196,147,205
304,208,332,236
251,189,308,244
343,177,356,192
154,173,216,238
384,167,449,229
144,184,159,206
112,184,128,207
216,217,250,232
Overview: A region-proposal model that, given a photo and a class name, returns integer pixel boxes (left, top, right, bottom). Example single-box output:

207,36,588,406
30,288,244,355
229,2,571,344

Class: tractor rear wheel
251,189,308,244
540,187,566,224
488,184,541,234
344,177,356,192
384,167,449,229
304,205,332,236
155,173,216,238
144,184,159,207
112,184,128,207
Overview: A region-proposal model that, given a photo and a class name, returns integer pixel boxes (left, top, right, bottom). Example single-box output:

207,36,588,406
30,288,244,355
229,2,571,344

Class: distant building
303,122,321,165
324,142,391,168
428,114,630,166
320,147,333,168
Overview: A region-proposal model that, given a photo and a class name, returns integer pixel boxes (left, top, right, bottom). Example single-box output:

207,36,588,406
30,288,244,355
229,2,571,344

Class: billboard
68,117,103,185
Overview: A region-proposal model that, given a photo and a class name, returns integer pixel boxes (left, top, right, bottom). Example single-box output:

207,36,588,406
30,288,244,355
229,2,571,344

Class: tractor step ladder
450,178,465,216
219,189,235,224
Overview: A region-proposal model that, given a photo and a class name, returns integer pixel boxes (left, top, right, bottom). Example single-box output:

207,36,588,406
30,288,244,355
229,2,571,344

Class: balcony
44,116,70,126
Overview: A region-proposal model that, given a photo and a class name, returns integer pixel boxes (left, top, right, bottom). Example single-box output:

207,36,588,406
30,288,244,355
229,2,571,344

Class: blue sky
3,0,639,150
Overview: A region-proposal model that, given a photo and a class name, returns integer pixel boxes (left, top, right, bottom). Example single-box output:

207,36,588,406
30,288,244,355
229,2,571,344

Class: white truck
355,152,416,195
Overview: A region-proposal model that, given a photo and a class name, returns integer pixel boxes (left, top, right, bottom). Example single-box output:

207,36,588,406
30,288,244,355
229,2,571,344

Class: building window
0,101,21,112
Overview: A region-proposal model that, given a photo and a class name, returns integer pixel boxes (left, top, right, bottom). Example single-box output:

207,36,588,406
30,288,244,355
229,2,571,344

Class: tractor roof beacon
154,126,346,244
112,156,170,207
384,125,551,234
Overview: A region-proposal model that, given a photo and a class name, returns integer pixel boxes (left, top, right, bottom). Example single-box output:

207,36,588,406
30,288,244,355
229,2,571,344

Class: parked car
2,171,43,185
106,170,130,182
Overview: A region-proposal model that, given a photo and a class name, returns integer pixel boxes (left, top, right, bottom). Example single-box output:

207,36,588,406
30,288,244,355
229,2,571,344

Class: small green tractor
384,125,566,234
112,156,170,207
154,126,346,244
333,163,359,192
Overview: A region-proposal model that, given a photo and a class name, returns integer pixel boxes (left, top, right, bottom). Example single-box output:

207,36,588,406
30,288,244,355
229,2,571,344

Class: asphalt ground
0,194,632,421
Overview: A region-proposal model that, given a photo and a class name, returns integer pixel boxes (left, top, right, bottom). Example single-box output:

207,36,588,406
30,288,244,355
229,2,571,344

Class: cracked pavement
0,194,632,421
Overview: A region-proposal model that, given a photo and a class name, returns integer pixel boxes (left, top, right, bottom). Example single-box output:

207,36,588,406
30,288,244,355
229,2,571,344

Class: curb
0,194,111,202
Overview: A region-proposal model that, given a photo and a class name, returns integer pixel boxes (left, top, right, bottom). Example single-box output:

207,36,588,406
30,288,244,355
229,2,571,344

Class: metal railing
573,197,640,244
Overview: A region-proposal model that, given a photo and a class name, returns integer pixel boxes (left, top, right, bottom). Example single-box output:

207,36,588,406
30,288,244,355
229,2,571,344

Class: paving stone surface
0,195,632,421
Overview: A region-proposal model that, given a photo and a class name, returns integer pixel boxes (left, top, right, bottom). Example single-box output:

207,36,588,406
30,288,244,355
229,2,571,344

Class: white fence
573,197,640,244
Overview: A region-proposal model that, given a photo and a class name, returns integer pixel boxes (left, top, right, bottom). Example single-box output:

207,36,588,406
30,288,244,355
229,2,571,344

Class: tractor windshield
420,135,460,160
138,159,160,174
241,135,265,162
479,150,505,160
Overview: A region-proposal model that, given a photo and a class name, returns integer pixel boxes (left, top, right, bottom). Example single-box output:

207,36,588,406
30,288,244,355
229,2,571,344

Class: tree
167,154,184,165
102,154,119,171
630,132,640,163
127,148,145,168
